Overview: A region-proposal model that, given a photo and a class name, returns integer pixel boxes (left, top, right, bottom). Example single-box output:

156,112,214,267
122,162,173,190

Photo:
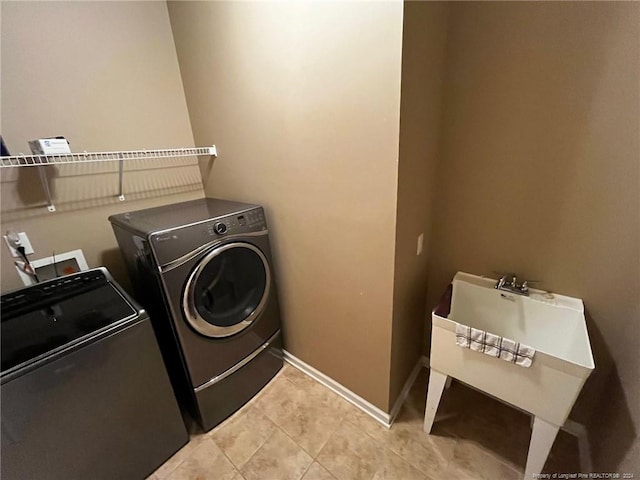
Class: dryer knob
214,222,227,235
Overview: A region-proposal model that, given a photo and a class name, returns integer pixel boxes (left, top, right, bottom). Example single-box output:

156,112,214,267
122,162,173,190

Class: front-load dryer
109,198,283,430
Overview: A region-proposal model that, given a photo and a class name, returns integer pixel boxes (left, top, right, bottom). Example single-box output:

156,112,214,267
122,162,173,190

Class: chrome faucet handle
520,280,541,294
493,271,513,290
492,270,514,280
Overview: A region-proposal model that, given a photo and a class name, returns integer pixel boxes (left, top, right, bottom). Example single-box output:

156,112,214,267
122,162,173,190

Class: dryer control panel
205,207,266,237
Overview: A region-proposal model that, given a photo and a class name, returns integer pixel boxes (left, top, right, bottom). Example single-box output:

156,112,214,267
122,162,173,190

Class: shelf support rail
0,146,217,212
117,153,125,201
37,166,57,212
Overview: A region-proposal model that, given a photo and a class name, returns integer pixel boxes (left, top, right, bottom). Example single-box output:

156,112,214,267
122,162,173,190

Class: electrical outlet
417,233,424,256
4,232,34,257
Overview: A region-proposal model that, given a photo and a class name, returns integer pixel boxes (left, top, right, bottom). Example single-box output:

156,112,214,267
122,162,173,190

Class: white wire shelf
0,145,217,212
0,146,217,168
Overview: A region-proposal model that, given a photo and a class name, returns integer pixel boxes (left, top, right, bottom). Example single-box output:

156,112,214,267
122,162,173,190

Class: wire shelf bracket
0,146,217,212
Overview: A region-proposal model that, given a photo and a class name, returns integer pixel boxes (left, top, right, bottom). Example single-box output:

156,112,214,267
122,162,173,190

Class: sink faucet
495,274,532,296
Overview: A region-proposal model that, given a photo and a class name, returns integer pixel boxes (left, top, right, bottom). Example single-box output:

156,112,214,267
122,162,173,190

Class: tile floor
149,364,580,480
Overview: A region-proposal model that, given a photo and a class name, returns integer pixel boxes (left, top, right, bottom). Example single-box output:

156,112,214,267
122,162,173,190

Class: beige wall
1,1,201,292
429,2,639,471
168,1,403,411
390,1,449,408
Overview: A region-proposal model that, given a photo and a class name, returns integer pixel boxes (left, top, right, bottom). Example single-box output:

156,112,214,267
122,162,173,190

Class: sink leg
524,416,560,479
445,376,453,390
423,369,448,434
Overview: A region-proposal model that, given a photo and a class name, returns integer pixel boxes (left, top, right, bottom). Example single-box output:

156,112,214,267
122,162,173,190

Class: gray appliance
0,268,188,480
109,198,283,431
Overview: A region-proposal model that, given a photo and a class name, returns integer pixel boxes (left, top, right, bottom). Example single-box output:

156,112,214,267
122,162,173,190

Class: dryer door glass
183,242,271,338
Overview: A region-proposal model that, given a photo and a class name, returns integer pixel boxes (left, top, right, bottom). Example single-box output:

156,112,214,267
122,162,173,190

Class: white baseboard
282,350,428,429
282,350,392,427
388,356,428,424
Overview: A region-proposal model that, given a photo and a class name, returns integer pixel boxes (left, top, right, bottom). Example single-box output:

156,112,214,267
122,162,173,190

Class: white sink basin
449,272,594,371
424,272,594,479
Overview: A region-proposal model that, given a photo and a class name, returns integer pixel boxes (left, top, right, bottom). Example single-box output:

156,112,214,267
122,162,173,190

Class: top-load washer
1,268,188,479
109,198,283,430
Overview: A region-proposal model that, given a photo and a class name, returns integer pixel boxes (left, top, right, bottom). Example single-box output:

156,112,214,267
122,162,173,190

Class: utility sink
424,272,594,479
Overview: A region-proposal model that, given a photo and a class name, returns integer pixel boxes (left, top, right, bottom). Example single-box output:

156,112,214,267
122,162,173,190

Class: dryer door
182,242,271,338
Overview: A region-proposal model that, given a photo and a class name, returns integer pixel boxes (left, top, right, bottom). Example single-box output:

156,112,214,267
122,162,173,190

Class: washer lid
1,270,137,374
